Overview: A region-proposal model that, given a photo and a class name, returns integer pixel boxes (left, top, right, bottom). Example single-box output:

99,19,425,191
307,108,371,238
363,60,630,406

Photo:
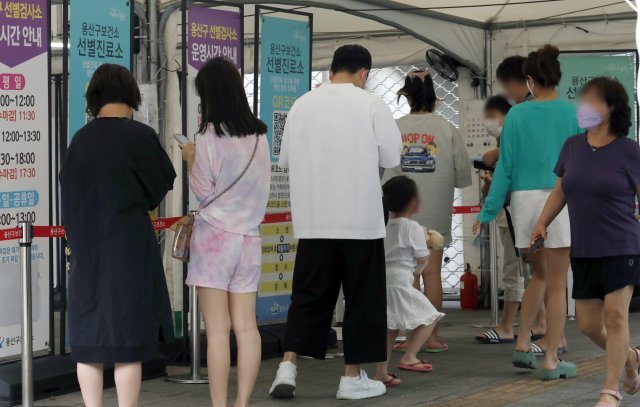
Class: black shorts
571,255,640,300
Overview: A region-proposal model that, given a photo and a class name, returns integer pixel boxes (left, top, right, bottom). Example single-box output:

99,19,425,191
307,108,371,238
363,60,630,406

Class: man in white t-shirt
269,45,402,400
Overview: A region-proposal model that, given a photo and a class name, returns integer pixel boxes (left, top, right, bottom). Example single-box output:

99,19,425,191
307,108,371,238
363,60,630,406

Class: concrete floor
35,309,640,407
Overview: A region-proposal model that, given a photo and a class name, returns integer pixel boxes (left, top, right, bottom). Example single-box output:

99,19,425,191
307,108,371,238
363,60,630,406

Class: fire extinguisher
460,263,478,310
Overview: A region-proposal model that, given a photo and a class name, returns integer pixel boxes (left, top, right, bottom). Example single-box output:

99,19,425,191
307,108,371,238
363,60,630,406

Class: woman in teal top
474,45,581,380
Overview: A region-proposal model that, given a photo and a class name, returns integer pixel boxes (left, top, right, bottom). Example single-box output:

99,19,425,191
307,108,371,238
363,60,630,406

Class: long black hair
397,71,437,113
194,57,267,137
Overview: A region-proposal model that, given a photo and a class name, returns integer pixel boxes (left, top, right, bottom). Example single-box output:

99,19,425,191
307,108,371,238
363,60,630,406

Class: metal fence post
472,219,500,328
166,285,208,384
19,221,34,406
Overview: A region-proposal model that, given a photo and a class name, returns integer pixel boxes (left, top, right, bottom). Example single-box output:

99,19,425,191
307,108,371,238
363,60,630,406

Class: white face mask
484,119,502,138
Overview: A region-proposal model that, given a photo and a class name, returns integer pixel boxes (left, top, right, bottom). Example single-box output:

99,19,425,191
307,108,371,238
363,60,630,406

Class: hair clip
407,70,429,81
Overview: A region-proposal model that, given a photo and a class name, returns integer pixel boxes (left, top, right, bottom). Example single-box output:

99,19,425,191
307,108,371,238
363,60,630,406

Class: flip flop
538,360,577,381
476,329,516,344
514,330,545,341
530,342,569,357
382,373,402,387
624,347,640,395
424,338,449,353
394,341,448,353
398,360,433,372
392,341,408,353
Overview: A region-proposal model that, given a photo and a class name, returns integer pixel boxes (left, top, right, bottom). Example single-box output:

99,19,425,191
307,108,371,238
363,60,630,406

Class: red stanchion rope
0,206,481,242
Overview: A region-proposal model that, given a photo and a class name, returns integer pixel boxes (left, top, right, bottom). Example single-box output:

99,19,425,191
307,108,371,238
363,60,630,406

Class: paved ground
35,309,640,407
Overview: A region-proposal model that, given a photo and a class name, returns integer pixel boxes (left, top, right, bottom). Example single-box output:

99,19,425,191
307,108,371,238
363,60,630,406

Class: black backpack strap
503,206,520,258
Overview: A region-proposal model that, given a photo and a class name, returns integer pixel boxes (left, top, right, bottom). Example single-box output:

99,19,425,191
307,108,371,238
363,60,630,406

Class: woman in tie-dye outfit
180,57,270,407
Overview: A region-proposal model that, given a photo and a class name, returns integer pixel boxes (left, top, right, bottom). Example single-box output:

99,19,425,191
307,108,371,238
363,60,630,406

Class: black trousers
283,238,387,365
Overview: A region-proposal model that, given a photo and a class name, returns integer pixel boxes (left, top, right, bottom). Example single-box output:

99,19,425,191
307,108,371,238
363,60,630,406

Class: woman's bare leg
515,249,547,353
602,285,636,403
229,292,261,407
77,363,104,407
199,287,231,407
114,362,142,407
541,247,570,370
401,323,436,366
423,249,445,348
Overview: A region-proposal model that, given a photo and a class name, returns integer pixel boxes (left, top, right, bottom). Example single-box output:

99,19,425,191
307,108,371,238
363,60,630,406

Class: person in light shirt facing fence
180,57,271,407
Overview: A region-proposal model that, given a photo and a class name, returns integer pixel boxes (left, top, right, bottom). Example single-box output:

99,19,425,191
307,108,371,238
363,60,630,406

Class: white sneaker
269,361,297,398
336,369,386,400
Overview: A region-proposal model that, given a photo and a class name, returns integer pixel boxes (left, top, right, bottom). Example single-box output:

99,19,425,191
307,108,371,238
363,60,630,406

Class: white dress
385,218,445,330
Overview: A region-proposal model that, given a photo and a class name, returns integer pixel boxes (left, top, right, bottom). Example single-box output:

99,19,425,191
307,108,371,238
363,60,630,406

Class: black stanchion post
19,221,34,406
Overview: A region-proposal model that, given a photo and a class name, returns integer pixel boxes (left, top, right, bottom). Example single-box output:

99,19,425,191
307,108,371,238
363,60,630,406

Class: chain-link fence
245,66,464,290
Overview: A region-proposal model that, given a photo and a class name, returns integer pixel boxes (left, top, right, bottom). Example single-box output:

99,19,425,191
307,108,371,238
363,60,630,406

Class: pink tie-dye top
190,126,271,236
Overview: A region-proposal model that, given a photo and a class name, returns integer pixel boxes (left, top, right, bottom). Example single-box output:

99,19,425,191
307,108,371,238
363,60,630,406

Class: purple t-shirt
554,133,640,258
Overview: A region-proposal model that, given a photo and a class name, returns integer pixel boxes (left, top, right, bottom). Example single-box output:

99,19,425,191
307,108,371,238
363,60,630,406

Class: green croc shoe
538,360,577,381
512,350,538,370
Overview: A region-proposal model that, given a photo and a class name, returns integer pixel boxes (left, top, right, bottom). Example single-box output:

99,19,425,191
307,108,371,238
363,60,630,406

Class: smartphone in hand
523,236,544,263
173,134,191,145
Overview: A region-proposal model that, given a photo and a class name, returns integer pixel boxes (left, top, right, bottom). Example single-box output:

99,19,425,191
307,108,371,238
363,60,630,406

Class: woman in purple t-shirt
532,77,640,407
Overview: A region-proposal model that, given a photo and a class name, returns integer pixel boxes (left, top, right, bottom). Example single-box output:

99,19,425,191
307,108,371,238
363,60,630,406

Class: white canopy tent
151,0,636,73
151,0,637,311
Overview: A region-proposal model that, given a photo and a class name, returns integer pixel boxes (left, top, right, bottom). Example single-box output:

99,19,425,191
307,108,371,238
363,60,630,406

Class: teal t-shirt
477,99,580,224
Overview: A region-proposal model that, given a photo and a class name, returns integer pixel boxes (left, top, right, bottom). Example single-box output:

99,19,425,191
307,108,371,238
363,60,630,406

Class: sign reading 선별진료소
68,0,131,140
558,52,638,140
256,15,311,324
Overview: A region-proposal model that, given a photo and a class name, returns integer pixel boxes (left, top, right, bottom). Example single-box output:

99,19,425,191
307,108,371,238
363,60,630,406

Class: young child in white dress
375,176,445,387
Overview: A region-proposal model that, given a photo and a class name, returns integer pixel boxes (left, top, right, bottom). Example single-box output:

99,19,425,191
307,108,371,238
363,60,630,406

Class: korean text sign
558,52,638,139
69,0,131,139
186,6,242,212
259,16,310,163
0,0,50,359
256,15,310,324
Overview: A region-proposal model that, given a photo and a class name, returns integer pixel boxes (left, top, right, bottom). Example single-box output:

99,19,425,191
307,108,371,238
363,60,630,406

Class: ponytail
397,71,437,113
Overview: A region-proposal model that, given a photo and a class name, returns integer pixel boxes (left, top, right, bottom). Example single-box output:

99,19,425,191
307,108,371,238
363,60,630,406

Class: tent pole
483,29,492,99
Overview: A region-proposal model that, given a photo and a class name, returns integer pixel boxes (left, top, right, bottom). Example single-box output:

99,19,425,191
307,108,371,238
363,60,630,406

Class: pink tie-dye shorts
186,220,261,293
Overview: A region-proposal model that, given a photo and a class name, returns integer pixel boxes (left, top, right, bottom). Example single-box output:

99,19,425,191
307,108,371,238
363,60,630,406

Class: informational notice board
256,14,311,324
186,6,242,142
68,0,131,139
185,6,242,213
0,0,50,359
558,51,638,139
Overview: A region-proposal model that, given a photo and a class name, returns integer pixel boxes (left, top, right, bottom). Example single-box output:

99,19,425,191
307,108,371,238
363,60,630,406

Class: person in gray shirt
381,70,471,352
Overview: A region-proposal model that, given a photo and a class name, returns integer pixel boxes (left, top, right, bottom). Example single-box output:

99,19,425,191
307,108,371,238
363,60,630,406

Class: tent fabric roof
157,0,637,71
382,0,634,25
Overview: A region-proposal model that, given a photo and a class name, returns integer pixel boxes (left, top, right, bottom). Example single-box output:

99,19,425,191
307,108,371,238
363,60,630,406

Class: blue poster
68,0,131,139
259,16,311,162
256,16,311,324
